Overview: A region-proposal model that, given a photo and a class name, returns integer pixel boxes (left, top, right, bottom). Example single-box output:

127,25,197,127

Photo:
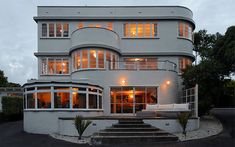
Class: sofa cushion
173,103,189,110
146,104,158,111
158,104,174,110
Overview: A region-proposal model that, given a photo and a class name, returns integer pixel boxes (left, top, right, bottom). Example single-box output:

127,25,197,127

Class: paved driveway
0,109,234,147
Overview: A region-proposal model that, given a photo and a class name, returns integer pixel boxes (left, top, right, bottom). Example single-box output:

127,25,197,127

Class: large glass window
178,21,193,40
72,49,119,71
41,58,69,75
41,23,69,38
54,92,70,108
89,94,98,109
124,22,157,38
37,92,51,109
111,87,157,113
124,58,158,70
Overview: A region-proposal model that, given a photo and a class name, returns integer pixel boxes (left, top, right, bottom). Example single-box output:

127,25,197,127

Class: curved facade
24,6,198,135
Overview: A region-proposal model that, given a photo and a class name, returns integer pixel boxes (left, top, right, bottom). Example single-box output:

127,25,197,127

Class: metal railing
108,60,177,72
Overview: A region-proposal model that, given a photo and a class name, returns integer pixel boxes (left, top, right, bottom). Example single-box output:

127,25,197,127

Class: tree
0,70,8,87
0,69,21,87
182,26,235,115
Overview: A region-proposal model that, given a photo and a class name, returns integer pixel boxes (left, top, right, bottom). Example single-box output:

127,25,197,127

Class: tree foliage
0,69,21,87
182,26,235,115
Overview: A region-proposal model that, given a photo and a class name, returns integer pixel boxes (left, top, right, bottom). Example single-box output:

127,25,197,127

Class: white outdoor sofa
137,103,190,117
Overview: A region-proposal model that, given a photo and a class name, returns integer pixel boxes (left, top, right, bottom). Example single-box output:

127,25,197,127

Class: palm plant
177,112,191,139
74,115,92,140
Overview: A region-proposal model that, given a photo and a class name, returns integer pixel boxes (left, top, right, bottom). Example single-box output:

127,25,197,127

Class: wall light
166,80,171,85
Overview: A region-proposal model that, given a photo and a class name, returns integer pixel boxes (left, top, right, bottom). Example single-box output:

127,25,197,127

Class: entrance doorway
110,86,157,114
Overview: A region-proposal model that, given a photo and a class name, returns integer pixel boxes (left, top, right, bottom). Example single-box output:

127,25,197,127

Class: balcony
70,27,121,53
107,60,177,72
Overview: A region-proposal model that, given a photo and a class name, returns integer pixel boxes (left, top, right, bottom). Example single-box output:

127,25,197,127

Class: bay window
178,21,193,40
179,57,192,74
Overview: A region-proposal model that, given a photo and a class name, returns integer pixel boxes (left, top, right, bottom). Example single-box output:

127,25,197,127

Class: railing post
195,84,199,117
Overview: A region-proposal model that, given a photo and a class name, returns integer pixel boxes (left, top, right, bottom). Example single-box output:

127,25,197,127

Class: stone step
91,135,178,145
112,123,151,128
105,127,159,132
118,119,144,124
97,130,169,136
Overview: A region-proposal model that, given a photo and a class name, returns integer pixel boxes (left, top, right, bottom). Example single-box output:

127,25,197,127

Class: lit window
56,23,62,37
37,92,51,109
145,23,151,37
42,23,47,37
130,24,137,37
178,21,193,40
73,92,86,108
82,50,88,68
41,58,69,75
98,50,104,68
95,24,101,28
88,24,94,27
90,50,97,68
179,57,192,73
78,23,83,29
54,92,70,108
137,24,143,37
124,23,129,37
63,23,69,37
153,24,158,37
49,23,54,37
107,23,113,30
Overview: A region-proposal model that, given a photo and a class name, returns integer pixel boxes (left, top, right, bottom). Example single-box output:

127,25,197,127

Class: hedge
1,96,23,121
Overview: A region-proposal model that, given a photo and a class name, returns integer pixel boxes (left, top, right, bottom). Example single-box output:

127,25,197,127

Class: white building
23,6,198,136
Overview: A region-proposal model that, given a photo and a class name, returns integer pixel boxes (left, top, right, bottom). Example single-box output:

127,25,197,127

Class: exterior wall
24,111,104,134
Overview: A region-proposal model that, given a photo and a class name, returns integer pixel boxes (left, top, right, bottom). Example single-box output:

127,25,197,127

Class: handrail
107,60,177,72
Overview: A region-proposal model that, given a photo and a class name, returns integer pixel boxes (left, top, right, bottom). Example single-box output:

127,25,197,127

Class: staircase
91,118,178,145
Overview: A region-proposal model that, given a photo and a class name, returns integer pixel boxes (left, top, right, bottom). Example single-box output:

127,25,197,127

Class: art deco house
23,6,198,136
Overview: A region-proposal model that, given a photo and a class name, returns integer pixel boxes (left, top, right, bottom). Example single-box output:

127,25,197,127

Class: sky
0,0,234,85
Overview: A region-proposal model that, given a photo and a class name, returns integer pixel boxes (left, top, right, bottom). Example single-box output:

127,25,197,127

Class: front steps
91,118,178,145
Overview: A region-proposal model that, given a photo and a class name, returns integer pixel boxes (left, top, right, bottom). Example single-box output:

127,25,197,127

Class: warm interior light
134,58,140,61
166,80,171,85
59,29,62,33
132,31,136,35
93,52,96,58
62,62,66,66
121,80,126,85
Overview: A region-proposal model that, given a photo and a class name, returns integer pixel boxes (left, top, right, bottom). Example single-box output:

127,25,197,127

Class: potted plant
177,112,191,139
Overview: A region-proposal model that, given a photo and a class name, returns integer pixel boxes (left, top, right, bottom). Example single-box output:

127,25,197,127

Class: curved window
24,84,103,110
178,21,193,40
72,49,119,71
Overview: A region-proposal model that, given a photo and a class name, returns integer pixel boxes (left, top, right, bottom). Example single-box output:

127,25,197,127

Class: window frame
178,21,193,41
41,22,70,38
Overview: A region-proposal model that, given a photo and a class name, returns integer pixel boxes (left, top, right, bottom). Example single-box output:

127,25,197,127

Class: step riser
91,137,178,145
105,128,159,132
98,132,169,136
119,121,144,124
112,125,151,128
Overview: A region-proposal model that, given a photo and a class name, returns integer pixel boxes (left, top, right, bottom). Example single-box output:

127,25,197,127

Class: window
24,85,103,110
27,93,36,108
178,21,193,40
72,49,119,71
179,57,192,74
73,92,86,108
56,23,62,37
54,92,70,108
37,92,51,109
41,23,69,38
49,23,54,37
110,87,158,113
124,22,157,38
123,58,158,70
78,23,83,29
63,23,69,37
41,58,69,75
107,23,113,30
42,23,47,37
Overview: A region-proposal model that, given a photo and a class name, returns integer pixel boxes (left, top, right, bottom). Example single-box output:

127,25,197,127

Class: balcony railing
107,60,177,72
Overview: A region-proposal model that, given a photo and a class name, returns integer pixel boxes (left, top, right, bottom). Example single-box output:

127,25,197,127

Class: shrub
74,115,92,140
2,96,23,121
177,112,192,139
